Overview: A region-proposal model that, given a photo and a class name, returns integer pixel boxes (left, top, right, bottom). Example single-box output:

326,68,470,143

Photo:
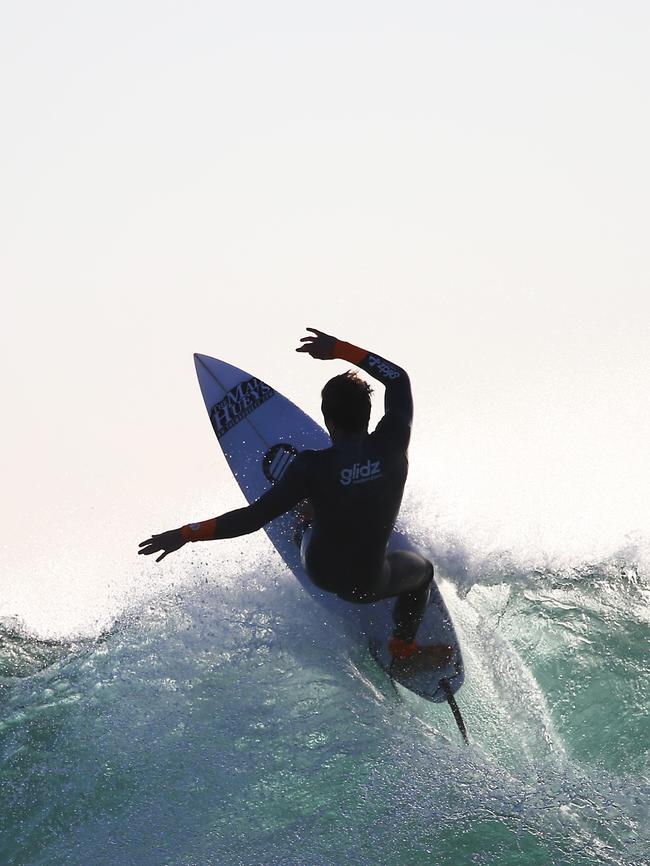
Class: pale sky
1,2,649,634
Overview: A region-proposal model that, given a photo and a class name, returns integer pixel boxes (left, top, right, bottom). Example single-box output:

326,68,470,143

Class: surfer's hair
321,371,373,433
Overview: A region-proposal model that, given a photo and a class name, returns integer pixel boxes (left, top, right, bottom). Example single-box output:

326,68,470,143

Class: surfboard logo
210,377,274,439
262,443,298,484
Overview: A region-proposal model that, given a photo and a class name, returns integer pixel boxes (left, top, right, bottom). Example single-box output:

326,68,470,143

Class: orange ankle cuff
388,637,418,659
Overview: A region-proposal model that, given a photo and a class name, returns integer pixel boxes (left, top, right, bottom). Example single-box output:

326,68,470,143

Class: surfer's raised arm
296,327,413,440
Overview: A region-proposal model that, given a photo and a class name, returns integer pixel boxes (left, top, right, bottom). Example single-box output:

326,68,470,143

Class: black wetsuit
211,348,431,621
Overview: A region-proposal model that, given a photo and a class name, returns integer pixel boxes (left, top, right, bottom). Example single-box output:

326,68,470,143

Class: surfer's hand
296,327,337,360
138,529,186,562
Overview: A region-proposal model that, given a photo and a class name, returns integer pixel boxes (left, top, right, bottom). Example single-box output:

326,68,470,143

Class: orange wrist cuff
333,340,368,365
181,519,218,542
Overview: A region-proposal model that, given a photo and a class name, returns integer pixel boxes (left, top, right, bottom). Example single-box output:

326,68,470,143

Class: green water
1,557,648,866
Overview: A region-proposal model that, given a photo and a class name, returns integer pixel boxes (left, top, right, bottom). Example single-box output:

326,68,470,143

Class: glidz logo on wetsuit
339,459,383,486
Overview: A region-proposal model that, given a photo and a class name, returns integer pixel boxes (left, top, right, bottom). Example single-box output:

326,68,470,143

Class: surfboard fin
440,678,469,745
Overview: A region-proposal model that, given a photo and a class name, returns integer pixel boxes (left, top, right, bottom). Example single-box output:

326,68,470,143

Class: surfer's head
321,371,373,436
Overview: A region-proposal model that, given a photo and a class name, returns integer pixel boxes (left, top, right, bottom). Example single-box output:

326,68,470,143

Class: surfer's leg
383,552,433,642
382,553,453,668
293,500,314,548
299,524,312,566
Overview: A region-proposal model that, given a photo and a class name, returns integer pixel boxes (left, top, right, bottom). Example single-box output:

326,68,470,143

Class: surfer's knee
387,550,432,588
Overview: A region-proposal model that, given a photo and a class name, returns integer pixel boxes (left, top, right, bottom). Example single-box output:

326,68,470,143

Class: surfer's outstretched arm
138,456,309,562
297,327,413,443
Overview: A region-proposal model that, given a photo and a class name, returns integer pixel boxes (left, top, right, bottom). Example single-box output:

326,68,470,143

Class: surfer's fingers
307,328,335,343
139,536,163,551
296,337,317,352
139,537,156,548
139,538,166,555
155,551,168,563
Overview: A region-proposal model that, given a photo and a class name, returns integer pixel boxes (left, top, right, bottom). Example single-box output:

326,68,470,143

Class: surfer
139,329,451,671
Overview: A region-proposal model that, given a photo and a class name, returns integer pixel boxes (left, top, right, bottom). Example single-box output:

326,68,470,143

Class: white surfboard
194,353,465,714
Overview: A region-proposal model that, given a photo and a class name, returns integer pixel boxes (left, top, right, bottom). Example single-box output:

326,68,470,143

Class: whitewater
2,406,649,865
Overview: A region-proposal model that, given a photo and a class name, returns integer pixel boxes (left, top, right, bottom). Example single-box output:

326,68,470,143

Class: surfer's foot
388,636,453,674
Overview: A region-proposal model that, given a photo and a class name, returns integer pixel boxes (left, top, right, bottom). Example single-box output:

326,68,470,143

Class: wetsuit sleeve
185,454,309,540
334,340,413,448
